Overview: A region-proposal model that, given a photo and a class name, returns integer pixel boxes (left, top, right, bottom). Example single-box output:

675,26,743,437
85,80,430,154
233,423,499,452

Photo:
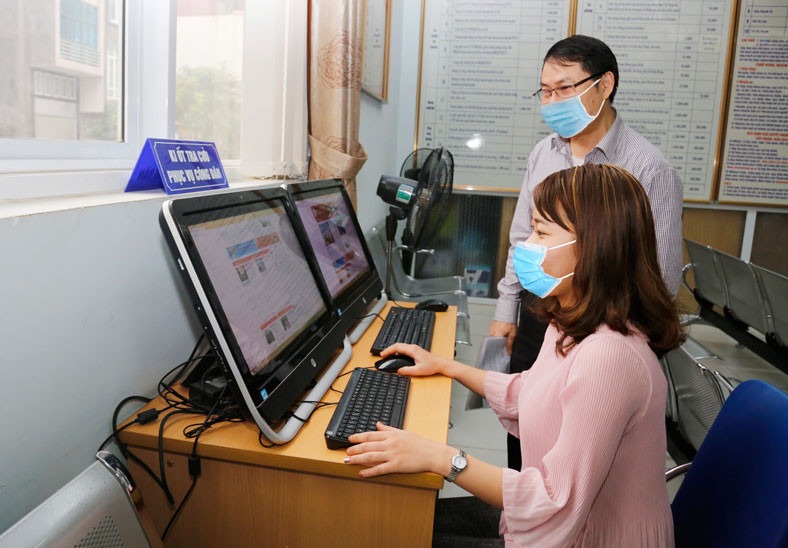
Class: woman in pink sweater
345,163,685,547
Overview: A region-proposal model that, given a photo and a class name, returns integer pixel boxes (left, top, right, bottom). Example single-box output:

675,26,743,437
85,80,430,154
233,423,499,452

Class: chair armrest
682,337,720,361
665,462,693,482
681,262,694,290
712,370,740,398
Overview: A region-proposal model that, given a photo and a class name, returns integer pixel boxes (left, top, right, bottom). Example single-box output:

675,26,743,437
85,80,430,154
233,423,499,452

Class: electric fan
399,147,434,180
376,146,454,296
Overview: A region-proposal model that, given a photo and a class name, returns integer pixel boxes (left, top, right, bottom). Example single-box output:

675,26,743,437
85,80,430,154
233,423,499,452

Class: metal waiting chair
713,248,772,337
661,340,738,451
751,263,788,348
660,336,721,425
683,239,786,370
0,451,160,547
366,223,471,346
682,239,728,314
666,380,788,547
679,335,721,361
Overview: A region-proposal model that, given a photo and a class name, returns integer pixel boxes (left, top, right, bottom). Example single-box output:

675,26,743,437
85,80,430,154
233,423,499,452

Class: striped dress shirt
494,111,684,324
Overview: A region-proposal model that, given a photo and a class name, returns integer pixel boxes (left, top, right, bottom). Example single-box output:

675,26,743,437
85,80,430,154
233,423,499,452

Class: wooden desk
121,303,456,548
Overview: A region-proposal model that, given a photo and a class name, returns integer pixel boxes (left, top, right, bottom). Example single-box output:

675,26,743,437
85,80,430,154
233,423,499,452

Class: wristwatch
445,449,467,483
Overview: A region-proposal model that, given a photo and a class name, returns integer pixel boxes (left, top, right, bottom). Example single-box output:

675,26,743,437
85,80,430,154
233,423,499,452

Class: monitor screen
287,180,383,332
188,205,324,375
160,187,346,424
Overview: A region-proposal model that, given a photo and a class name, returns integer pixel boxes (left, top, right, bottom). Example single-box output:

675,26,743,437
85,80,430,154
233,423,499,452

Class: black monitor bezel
160,186,346,424
286,179,383,335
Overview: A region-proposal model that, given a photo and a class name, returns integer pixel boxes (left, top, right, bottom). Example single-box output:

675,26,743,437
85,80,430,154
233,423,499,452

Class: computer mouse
415,298,448,312
374,355,415,372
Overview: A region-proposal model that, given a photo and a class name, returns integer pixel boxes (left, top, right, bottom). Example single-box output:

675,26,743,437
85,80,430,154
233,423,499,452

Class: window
175,0,244,161
107,0,120,24
0,0,307,201
60,0,100,65
1,0,121,143
106,47,119,101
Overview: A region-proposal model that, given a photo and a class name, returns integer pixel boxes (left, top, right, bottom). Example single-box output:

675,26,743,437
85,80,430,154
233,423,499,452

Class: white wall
0,1,423,531
355,0,422,232
0,198,201,531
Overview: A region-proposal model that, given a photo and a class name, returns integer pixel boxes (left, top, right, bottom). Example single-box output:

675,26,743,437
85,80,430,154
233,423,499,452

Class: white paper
466,336,510,410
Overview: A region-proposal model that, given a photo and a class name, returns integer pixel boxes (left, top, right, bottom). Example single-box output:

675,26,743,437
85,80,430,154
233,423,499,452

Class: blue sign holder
125,138,229,195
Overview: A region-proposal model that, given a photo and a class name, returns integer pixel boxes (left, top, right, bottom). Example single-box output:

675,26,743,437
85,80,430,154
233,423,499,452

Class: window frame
0,0,308,202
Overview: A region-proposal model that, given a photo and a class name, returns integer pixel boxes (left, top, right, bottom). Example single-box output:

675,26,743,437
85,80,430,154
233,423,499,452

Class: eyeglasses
533,72,605,101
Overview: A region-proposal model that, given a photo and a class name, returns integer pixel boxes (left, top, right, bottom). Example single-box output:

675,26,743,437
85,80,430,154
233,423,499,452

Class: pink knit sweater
484,323,674,547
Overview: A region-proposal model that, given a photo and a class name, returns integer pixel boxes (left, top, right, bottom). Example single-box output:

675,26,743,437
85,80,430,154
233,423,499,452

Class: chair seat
661,341,737,451
669,380,788,548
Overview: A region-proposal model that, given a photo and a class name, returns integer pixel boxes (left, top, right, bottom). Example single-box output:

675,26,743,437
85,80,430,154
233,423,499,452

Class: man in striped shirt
491,35,684,470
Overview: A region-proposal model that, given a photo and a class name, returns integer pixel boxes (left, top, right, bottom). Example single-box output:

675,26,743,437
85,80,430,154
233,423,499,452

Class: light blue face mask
513,239,576,298
540,79,604,138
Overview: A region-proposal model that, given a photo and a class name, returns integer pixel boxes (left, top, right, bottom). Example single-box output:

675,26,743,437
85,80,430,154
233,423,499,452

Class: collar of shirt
548,108,622,163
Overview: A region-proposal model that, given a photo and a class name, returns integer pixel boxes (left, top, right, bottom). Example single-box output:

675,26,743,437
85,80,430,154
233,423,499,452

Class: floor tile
449,407,506,450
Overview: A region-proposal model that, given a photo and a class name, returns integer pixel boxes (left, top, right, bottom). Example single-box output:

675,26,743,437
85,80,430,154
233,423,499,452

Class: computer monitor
159,186,351,443
286,179,385,340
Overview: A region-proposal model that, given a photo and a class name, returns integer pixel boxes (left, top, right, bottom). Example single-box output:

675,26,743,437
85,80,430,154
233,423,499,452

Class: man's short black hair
543,35,619,103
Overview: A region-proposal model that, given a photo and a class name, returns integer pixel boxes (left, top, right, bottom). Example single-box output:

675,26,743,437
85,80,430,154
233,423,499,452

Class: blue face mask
513,240,576,298
540,79,604,138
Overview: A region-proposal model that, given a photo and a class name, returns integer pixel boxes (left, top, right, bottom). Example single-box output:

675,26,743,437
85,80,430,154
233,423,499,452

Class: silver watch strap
446,449,467,483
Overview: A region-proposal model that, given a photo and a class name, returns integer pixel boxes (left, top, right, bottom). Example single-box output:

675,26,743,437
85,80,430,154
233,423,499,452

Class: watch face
453,454,467,468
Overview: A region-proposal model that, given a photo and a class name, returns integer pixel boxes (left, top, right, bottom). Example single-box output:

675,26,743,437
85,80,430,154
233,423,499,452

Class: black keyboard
370,306,435,355
324,367,410,449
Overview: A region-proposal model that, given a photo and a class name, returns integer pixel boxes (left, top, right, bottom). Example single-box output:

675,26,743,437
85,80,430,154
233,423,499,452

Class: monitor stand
247,336,353,445
347,292,388,344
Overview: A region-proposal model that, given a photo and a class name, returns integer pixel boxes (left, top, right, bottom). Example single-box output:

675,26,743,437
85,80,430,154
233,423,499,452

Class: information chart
576,0,734,202
362,0,390,101
719,0,788,206
417,0,571,189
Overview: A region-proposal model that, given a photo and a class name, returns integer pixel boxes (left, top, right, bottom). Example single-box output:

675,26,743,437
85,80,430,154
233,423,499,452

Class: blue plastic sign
125,138,229,195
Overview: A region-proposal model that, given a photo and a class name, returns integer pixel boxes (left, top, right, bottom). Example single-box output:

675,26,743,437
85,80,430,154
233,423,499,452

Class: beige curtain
308,0,368,208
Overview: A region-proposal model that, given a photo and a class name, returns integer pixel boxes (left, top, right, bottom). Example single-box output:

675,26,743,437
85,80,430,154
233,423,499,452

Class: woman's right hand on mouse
380,343,452,378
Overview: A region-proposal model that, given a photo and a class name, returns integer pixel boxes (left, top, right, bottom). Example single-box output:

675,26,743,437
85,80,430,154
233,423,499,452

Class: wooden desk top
120,303,456,490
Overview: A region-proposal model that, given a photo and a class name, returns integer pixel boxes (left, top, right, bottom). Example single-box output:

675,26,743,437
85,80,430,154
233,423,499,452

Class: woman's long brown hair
531,164,685,355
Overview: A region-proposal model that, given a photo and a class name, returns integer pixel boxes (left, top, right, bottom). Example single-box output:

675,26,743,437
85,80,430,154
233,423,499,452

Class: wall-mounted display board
718,0,788,206
575,0,734,202
417,1,571,190
415,0,786,207
362,0,391,102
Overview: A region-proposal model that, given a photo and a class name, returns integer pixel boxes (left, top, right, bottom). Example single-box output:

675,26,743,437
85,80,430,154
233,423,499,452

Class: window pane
0,0,124,142
176,0,244,162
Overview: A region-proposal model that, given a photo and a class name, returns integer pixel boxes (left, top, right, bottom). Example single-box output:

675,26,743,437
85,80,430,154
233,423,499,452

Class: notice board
417,0,571,191
416,0,787,207
718,0,788,206
575,0,734,202
362,0,391,101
